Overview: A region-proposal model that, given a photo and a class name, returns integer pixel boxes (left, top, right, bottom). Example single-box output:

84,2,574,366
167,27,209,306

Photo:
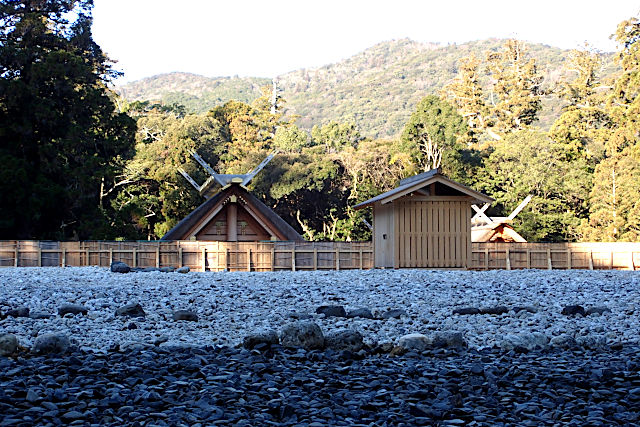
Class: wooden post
109,249,113,265
247,248,251,272
85,248,90,267
547,248,552,270
202,248,207,272
156,247,160,268
37,247,42,267
335,248,340,271
225,248,229,271
588,250,594,270
178,247,183,268
313,249,318,271
359,250,363,270
567,249,572,270
610,251,614,270
227,203,238,242
14,246,18,267
526,249,531,269
631,252,636,271
291,249,296,271
62,248,66,267
505,248,511,270
271,247,275,272
484,247,489,270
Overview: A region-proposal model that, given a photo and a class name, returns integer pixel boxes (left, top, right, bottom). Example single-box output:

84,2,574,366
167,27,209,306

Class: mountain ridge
116,38,618,137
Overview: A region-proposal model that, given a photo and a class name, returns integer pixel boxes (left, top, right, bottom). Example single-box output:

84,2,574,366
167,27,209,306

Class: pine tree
549,48,611,160
485,40,543,139
580,16,640,241
441,54,488,145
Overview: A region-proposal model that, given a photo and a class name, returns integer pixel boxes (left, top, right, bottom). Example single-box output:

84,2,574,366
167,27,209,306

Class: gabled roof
353,168,493,210
161,185,303,241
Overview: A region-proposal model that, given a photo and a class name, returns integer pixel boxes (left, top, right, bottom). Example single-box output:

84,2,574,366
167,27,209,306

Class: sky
92,0,640,84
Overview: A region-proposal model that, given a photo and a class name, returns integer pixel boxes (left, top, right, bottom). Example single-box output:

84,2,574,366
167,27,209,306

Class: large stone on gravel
58,304,88,316
6,307,30,318
33,333,69,354
453,307,480,315
576,335,607,349
550,334,577,349
243,330,279,349
176,266,190,274
561,305,586,317
324,329,364,352
316,305,347,318
280,321,325,350
346,307,374,319
500,333,548,351
479,306,509,315
382,309,407,319
116,303,146,318
586,306,611,316
110,261,130,273
29,312,52,319
513,306,538,314
0,333,18,356
172,310,198,322
397,333,431,352
432,331,467,349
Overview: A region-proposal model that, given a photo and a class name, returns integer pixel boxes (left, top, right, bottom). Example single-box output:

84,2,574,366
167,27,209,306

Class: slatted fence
471,242,640,270
1,241,638,271
0,241,373,272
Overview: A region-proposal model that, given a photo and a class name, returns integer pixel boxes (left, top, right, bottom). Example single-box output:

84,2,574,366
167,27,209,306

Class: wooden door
395,199,470,268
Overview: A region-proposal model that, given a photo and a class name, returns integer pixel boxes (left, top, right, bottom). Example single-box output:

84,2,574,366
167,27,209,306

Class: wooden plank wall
471,242,640,271
395,200,469,268
0,240,374,272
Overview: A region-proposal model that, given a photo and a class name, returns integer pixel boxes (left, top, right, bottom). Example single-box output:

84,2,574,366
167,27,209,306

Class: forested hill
117,73,270,113
116,38,618,138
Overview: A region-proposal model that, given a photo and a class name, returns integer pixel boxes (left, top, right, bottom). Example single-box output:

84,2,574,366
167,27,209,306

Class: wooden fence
0,241,374,272
1,241,638,271
471,242,640,270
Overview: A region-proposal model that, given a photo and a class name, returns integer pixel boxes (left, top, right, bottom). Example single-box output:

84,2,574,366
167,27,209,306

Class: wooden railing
471,242,640,270
1,241,638,271
0,241,374,272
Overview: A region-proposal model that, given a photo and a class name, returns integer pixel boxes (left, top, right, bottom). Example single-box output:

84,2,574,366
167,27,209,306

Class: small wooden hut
161,182,302,241
354,169,493,269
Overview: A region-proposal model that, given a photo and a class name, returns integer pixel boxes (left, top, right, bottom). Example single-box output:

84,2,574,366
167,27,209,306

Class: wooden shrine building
162,152,302,242
161,182,302,241
354,169,493,269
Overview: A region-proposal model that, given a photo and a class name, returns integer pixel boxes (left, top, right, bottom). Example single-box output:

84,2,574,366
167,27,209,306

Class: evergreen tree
580,16,640,241
0,0,135,239
549,48,610,160
485,40,543,139
400,95,468,181
441,54,488,144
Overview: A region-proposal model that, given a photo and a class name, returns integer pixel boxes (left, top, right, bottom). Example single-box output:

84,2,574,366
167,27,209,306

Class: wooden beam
227,202,238,242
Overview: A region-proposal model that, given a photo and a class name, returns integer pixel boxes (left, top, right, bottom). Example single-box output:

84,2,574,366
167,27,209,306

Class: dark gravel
1,345,640,426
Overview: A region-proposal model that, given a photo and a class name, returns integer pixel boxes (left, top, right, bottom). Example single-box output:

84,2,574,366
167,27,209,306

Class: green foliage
485,40,543,135
579,16,640,241
549,48,611,160
0,0,136,239
478,130,591,242
400,95,468,180
117,73,270,114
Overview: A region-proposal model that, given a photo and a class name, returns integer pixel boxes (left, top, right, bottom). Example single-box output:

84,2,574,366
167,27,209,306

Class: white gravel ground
1,267,639,351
